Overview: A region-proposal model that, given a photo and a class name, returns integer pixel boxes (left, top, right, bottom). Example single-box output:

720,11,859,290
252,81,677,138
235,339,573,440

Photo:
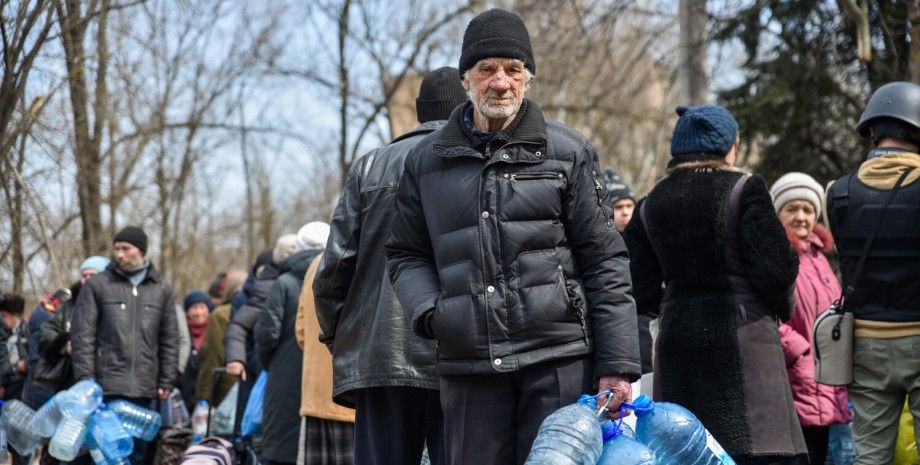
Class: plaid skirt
296,416,355,465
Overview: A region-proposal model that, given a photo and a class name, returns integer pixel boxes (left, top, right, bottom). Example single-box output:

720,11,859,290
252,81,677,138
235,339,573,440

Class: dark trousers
802,426,830,465
353,387,444,465
736,455,810,465
439,356,594,465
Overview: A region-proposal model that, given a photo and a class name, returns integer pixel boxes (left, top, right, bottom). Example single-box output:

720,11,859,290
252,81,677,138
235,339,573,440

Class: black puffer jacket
224,263,280,376
386,100,640,379
71,263,179,398
315,122,443,407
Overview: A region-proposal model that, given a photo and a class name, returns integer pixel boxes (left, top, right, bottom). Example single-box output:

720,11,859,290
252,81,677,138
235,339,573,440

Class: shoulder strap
841,168,915,306
728,173,751,218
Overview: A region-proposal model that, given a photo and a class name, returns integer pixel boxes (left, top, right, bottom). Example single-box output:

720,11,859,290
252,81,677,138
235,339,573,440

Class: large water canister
598,420,656,465
524,397,603,465
629,395,735,465
0,400,40,455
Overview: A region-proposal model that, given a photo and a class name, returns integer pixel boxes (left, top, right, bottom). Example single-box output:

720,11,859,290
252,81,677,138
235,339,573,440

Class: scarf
857,151,920,188
188,322,208,351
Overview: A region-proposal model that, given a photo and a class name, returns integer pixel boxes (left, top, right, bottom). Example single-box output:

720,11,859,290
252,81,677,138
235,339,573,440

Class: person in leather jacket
313,67,468,465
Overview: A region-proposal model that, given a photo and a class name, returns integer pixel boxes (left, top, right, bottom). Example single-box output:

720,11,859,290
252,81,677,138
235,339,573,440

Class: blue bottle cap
629,394,655,417
600,420,623,442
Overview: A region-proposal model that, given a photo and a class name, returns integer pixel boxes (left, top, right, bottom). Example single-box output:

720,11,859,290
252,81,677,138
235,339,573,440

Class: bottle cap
600,420,622,441
629,394,655,417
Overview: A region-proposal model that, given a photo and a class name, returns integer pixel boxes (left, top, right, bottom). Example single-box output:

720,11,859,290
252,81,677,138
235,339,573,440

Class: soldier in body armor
825,81,920,464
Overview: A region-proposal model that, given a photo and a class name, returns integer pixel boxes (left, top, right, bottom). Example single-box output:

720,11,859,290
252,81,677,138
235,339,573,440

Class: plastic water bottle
49,415,87,461
29,392,68,437
628,395,735,465
0,427,9,462
598,421,657,464
160,388,190,427
89,404,133,460
0,400,41,454
524,397,603,465
59,379,103,419
108,399,162,441
85,427,133,465
191,400,209,443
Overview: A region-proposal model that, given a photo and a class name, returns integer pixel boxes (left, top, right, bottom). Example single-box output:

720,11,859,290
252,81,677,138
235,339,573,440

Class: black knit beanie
113,226,148,255
416,67,468,123
459,9,535,77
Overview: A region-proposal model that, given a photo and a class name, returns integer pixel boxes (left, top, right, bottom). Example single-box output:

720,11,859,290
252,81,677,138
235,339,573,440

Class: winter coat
71,263,179,398
779,224,852,427
255,249,319,463
624,168,807,459
0,322,27,399
224,263,280,378
297,254,355,422
34,299,78,390
314,122,443,407
195,303,234,404
386,100,640,379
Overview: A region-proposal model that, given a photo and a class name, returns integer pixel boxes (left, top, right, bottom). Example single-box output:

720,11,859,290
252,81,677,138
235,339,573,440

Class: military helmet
857,81,920,137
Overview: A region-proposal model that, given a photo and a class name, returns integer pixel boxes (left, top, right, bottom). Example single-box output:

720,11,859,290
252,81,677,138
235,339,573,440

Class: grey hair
462,58,534,84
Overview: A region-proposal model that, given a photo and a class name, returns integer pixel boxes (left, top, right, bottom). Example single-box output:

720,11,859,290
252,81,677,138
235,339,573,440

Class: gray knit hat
770,172,824,218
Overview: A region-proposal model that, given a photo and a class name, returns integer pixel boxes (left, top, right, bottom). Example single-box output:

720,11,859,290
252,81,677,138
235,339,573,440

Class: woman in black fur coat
623,105,808,465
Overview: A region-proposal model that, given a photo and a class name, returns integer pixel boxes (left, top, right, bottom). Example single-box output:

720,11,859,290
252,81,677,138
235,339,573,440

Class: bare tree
678,0,708,105
273,0,480,185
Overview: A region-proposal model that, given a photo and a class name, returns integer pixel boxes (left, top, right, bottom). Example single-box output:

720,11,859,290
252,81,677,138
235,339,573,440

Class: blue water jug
0,400,41,454
89,404,134,460
627,395,735,465
524,394,604,465
85,427,132,465
49,415,87,461
109,399,161,441
29,391,68,437
598,420,656,465
59,379,103,419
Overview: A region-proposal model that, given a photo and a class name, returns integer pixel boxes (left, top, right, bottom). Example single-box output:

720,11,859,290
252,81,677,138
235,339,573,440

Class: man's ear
462,79,470,91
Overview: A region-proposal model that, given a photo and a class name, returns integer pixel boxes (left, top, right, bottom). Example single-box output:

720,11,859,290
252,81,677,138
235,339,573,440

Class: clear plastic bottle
85,427,133,465
29,391,69,437
629,395,736,465
49,415,87,461
598,420,657,465
160,388,190,427
108,399,162,441
0,399,41,455
523,397,603,465
191,400,209,443
89,404,133,460
59,379,104,419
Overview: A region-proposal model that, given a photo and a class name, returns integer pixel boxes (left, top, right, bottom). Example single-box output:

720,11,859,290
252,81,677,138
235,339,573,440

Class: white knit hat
273,234,298,264
770,172,824,218
295,221,330,252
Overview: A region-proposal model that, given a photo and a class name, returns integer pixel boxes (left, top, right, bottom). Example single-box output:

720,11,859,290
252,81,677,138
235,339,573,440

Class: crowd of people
1,7,919,465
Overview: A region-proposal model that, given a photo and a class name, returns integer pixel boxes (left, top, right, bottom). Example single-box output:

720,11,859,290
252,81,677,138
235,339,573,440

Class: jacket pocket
560,269,589,345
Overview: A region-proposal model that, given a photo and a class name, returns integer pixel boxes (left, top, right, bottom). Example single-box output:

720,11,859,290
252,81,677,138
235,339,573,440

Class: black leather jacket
314,121,444,407
71,263,179,398
386,101,640,379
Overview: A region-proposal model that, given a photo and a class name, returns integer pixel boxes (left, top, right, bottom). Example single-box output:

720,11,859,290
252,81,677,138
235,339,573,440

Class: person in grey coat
71,226,179,464
255,222,329,465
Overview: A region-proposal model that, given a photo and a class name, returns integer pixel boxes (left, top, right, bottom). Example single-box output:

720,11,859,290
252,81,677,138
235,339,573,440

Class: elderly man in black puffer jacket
386,9,640,465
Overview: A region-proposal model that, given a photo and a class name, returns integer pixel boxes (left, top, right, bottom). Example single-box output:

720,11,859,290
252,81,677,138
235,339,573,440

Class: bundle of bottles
525,394,736,465
0,380,162,465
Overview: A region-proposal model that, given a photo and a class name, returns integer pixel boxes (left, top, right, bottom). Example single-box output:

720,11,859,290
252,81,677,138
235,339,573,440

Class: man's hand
15,360,26,375
225,361,246,380
157,388,169,400
597,374,632,419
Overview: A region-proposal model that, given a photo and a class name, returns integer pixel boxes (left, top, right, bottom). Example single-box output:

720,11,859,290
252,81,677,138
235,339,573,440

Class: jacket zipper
131,284,137,391
509,172,562,182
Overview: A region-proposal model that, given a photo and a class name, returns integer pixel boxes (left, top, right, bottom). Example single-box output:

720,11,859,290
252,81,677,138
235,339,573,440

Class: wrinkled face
80,268,98,284
113,242,144,270
612,199,636,233
186,302,210,326
463,58,530,121
778,200,816,240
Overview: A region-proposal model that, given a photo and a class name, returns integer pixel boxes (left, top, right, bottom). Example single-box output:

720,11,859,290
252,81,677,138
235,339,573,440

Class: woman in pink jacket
771,172,853,465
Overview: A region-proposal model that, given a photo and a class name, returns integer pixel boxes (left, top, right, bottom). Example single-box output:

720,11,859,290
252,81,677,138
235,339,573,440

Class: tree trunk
678,0,708,105
908,1,920,82
58,0,107,256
